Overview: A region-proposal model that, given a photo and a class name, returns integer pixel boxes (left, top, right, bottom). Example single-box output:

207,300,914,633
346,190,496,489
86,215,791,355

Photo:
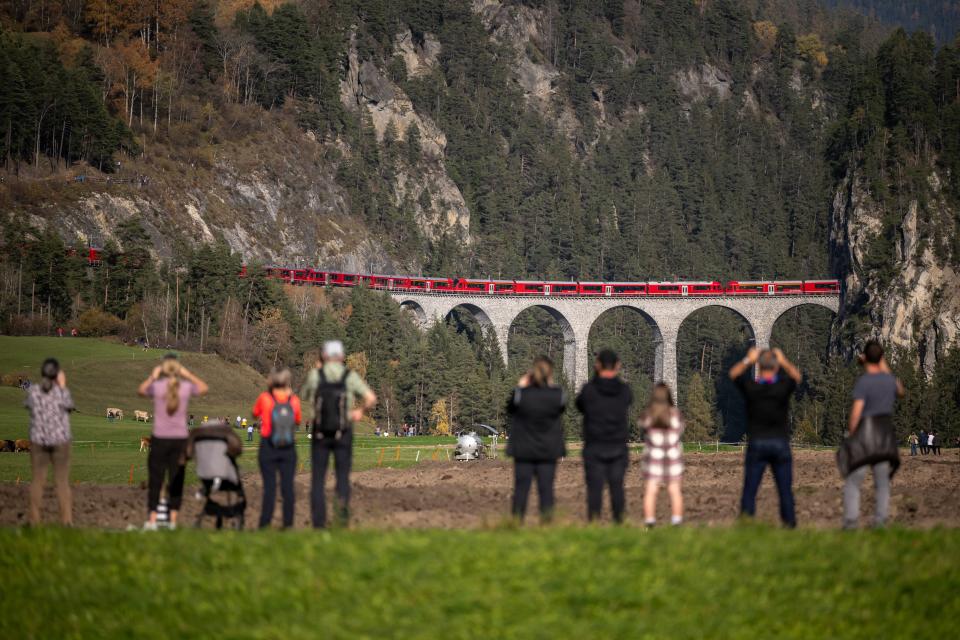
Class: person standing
933,431,941,455
920,429,928,455
907,432,919,456
25,358,74,526
842,341,904,529
640,383,686,528
300,340,376,529
729,347,802,528
246,421,254,442
252,368,301,529
506,356,566,524
927,431,935,455
138,354,208,530
576,349,633,524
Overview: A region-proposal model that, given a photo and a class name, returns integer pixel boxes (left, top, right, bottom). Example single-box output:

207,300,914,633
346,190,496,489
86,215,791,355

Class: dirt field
3,450,958,529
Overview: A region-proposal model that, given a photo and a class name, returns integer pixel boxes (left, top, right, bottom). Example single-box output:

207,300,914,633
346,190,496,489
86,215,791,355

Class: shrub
78,308,124,337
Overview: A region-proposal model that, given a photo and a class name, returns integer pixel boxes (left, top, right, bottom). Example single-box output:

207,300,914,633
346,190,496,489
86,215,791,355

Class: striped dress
641,408,685,480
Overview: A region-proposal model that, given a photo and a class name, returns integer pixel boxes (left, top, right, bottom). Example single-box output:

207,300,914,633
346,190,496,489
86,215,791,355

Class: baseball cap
322,340,345,359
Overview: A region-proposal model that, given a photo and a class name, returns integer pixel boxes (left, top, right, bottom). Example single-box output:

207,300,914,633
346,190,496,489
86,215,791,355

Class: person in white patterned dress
640,383,686,527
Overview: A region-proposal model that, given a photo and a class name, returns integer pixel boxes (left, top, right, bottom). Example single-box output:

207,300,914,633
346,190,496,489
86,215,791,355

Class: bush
78,308,124,337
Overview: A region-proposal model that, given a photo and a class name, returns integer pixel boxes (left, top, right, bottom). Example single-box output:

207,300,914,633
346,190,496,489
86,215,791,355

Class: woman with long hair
252,367,302,529
25,358,75,525
506,356,566,523
639,383,685,527
138,353,208,530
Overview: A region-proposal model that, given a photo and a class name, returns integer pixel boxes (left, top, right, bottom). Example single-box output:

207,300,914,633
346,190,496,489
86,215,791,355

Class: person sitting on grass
640,383,686,528
25,358,75,527
138,353,209,531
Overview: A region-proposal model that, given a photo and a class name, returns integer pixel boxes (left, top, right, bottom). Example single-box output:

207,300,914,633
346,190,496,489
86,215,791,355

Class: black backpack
270,393,297,448
313,369,349,439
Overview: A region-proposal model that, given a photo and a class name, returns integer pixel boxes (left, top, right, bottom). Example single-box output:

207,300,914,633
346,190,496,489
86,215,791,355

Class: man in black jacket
576,349,633,523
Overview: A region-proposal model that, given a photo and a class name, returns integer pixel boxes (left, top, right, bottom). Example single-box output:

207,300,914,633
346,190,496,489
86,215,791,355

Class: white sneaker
168,522,177,531
143,521,158,531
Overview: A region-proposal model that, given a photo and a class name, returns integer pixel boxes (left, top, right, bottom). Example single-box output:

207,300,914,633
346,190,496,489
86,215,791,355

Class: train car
684,281,724,296
647,283,683,296
803,280,840,294
726,281,775,295
546,282,579,296
327,272,359,287
427,277,455,292
453,278,490,293
515,281,549,295
575,282,604,296
773,280,804,294
607,283,647,296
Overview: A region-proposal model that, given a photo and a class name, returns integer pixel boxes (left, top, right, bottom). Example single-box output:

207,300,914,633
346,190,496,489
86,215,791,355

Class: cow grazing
0,439,15,452
14,439,31,452
134,410,150,422
139,436,150,452
107,407,124,420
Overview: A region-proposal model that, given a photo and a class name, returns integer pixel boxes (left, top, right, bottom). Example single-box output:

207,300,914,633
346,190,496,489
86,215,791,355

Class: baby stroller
187,420,246,530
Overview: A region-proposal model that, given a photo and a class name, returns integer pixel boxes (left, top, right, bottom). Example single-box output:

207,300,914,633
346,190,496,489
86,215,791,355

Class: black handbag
837,414,900,478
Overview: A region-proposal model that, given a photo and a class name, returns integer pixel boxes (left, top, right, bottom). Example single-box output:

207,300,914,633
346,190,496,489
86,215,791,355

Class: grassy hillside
0,336,266,418
1,526,956,638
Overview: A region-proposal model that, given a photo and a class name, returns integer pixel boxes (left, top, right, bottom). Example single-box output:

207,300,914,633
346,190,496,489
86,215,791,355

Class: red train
254,267,840,297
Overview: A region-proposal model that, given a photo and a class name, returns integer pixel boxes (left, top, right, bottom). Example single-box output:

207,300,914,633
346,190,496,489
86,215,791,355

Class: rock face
831,169,960,374
341,39,471,241
675,64,733,103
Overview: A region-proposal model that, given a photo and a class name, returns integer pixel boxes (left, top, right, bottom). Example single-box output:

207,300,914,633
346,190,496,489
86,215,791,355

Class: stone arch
587,305,664,388
676,304,757,441
506,304,578,387
444,303,496,350
398,299,427,326
769,301,839,365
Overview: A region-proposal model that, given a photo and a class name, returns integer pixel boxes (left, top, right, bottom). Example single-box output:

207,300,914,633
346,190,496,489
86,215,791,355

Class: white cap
322,340,345,359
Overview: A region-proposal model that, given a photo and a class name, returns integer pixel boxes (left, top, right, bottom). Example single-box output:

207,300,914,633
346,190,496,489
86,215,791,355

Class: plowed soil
3,450,958,529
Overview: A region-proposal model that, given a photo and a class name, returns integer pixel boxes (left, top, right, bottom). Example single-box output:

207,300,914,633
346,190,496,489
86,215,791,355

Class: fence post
416,450,420,462
716,440,719,452
395,446,400,461
377,448,384,467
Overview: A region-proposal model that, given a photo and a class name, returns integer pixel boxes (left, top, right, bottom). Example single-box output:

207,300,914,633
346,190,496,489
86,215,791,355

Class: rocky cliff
831,169,960,373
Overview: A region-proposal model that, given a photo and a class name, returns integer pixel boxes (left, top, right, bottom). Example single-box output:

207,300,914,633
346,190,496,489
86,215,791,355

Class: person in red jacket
252,368,301,529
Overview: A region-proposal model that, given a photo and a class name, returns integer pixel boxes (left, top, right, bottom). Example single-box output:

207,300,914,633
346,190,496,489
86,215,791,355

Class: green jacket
299,362,372,421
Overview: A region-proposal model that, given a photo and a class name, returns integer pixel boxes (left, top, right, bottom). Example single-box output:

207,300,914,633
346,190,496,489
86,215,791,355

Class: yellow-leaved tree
430,399,450,435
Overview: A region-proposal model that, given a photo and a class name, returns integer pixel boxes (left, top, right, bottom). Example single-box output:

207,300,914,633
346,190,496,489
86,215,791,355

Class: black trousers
311,430,353,528
258,440,297,528
583,448,628,523
147,437,187,512
512,459,557,522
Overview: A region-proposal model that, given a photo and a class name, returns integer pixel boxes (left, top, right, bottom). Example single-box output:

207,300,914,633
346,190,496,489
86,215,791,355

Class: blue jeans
740,438,796,528
910,443,917,456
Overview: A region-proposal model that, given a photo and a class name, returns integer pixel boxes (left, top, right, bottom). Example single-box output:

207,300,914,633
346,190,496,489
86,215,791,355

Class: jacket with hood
837,415,900,478
506,385,567,460
576,376,633,455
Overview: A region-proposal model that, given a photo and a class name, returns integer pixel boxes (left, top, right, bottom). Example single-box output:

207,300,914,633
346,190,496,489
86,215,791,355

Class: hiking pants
740,437,796,527
258,439,297,528
843,462,891,528
30,443,72,526
311,430,353,528
147,437,187,512
512,459,557,522
584,449,628,523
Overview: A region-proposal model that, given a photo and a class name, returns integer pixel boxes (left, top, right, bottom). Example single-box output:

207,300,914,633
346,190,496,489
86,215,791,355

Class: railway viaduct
388,293,840,394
